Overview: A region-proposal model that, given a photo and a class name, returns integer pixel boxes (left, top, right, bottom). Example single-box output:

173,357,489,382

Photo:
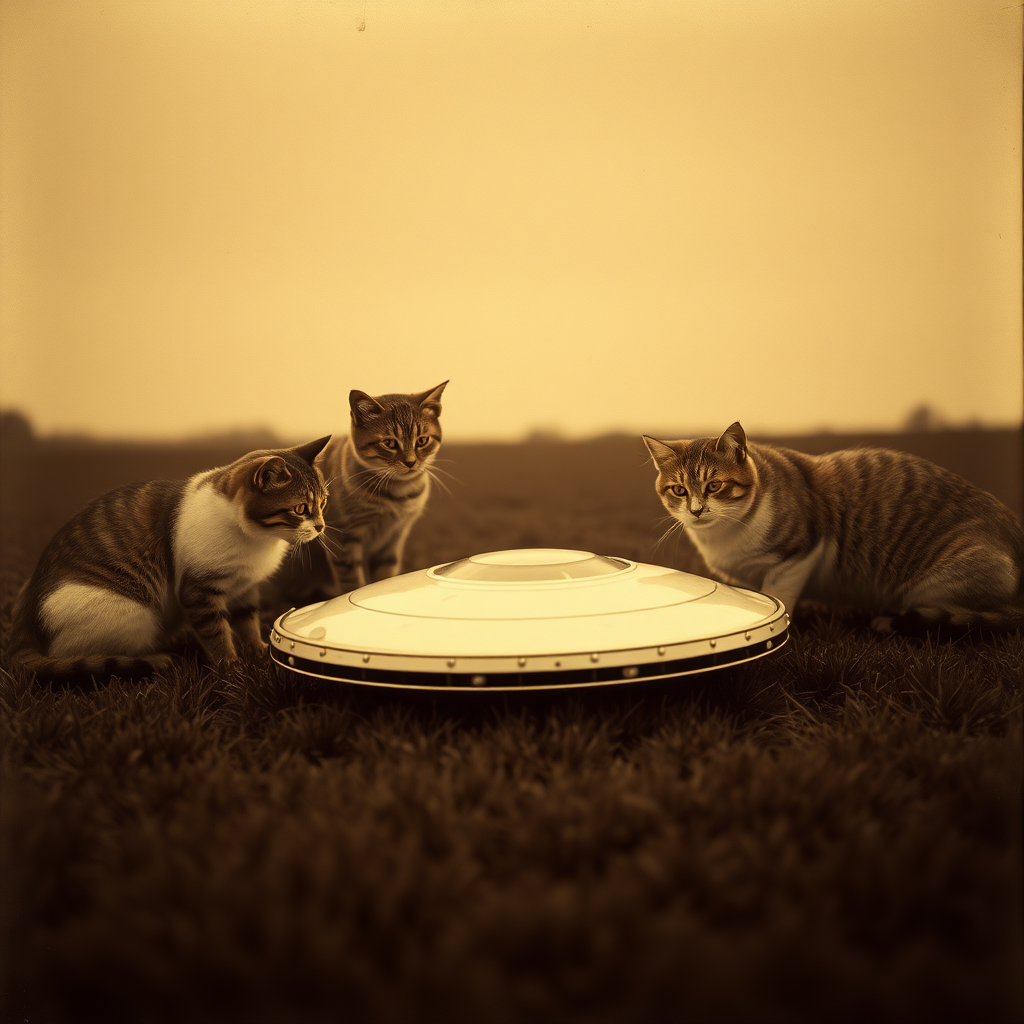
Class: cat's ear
253,456,292,491
643,436,679,468
715,422,747,463
416,380,448,418
293,435,332,466
350,390,384,426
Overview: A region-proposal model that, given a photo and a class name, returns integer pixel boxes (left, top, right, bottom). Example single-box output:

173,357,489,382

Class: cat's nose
403,455,416,468
691,506,705,518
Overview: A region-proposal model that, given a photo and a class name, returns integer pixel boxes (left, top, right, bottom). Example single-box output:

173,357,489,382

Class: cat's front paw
148,653,176,674
870,615,895,634
238,640,270,660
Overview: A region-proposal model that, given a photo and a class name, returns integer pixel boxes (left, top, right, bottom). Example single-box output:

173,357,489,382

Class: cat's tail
9,648,175,681
971,543,1024,631
883,599,1024,635
6,583,173,682
947,605,1024,631
884,539,1024,634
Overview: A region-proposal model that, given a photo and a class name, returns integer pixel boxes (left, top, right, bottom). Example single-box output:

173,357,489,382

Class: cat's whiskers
426,458,461,484
355,468,386,497
314,533,342,563
651,524,679,556
424,467,453,498
425,463,459,485
710,509,755,534
319,528,346,560
369,470,399,498
652,516,686,556
351,470,378,492
287,536,310,571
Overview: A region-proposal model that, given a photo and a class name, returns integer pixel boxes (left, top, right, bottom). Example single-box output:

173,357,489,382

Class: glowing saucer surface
270,548,789,692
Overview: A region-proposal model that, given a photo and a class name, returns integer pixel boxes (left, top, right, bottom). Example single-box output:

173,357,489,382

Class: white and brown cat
271,382,447,605
7,436,331,680
644,423,1024,631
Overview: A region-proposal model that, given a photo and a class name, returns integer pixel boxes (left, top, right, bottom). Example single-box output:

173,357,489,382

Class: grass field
1,427,1022,1023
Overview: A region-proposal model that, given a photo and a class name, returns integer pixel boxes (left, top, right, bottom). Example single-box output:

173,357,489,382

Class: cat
7,435,331,680
270,382,447,606
643,422,1024,632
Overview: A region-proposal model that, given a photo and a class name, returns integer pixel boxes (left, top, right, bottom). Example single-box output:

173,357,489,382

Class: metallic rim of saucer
269,597,789,692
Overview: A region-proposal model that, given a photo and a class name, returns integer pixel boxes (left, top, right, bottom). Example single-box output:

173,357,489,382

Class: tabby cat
644,422,1024,631
8,435,331,679
272,382,447,605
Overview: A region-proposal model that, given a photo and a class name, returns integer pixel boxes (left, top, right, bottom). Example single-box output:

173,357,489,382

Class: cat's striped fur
8,436,331,680
271,382,447,605
644,423,1024,631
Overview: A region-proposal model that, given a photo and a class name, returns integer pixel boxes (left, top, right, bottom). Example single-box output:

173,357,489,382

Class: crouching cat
7,435,331,680
270,381,447,606
643,423,1024,632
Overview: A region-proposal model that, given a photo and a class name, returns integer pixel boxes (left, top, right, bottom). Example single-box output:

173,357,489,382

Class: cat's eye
416,436,431,448
706,480,722,493
293,503,308,515
670,485,687,497
380,439,398,450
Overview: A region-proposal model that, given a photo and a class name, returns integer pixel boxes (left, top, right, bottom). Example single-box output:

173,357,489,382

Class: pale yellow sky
1,0,1021,441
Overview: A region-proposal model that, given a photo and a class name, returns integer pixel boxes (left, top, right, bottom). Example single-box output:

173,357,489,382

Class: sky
0,0,1021,443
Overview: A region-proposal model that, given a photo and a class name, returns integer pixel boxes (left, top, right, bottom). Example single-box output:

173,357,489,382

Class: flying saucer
270,548,789,692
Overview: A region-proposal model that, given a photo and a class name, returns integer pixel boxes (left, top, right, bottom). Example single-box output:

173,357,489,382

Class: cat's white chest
689,502,776,583
174,477,287,595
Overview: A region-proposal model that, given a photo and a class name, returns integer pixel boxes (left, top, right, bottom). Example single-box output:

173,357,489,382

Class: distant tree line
0,409,34,445
902,404,948,432
0,410,284,450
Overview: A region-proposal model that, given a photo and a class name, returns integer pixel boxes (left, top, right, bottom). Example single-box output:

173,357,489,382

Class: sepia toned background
2,7,1023,1019
1,0,1021,443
